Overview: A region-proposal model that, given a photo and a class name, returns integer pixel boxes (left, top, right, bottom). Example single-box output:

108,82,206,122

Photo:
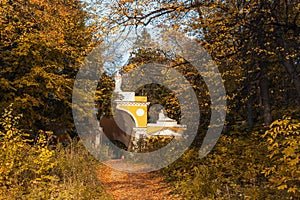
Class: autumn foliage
0,0,99,133
0,105,109,199
0,0,299,199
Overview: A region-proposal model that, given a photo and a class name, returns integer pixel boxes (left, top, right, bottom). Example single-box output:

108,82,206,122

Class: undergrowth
161,116,300,199
0,105,111,200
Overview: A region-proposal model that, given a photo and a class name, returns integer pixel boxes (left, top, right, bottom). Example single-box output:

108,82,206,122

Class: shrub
0,104,58,199
51,140,111,199
0,105,111,199
161,115,300,199
161,134,271,199
142,136,174,152
262,116,300,199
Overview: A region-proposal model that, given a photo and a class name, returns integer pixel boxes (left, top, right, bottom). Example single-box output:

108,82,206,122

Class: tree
95,72,115,117
99,0,299,130
86,0,300,197
0,0,100,135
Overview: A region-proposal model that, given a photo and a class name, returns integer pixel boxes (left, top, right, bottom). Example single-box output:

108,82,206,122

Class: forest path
98,160,182,200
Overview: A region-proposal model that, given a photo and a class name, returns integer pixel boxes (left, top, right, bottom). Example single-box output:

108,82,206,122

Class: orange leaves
0,0,99,131
98,161,178,199
119,0,135,5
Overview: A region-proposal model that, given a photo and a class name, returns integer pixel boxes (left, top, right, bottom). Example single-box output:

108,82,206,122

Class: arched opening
115,107,139,127
100,109,135,148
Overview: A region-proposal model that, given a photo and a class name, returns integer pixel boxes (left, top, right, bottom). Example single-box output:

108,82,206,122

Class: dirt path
98,160,182,200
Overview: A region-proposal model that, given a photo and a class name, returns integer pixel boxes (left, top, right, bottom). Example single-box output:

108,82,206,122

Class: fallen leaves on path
98,160,182,200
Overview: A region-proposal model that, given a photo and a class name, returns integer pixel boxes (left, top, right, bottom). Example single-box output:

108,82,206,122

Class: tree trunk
247,91,254,131
260,74,272,127
282,59,300,104
246,75,255,131
277,36,300,104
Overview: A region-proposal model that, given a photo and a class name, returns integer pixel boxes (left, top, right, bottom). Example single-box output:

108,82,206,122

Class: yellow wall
119,105,148,127
134,96,147,102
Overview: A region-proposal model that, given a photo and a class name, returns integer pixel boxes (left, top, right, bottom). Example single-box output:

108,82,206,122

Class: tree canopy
0,0,100,135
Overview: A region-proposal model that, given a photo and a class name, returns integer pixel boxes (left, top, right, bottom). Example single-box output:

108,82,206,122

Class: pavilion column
94,126,103,149
129,127,147,152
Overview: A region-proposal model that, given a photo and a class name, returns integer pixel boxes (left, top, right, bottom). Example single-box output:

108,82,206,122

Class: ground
98,160,182,200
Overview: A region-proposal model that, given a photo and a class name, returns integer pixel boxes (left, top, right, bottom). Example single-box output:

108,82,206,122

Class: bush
161,134,271,199
51,140,111,199
161,116,300,199
141,136,174,152
262,116,300,199
0,105,58,199
0,105,111,199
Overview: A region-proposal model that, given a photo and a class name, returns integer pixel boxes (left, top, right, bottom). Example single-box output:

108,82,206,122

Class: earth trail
98,160,182,200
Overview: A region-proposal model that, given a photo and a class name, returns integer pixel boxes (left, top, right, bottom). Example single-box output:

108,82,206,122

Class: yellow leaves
176,6,185,11
261,166,276,176
119,0,135,5
26,21,35,27
172,24,180,30
262,116,300,196
123,63,137,72
0,105,58,194
277,184,288,190
288,187,298,194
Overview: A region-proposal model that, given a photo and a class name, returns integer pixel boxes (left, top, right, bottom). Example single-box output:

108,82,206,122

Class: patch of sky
82,0,205,75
